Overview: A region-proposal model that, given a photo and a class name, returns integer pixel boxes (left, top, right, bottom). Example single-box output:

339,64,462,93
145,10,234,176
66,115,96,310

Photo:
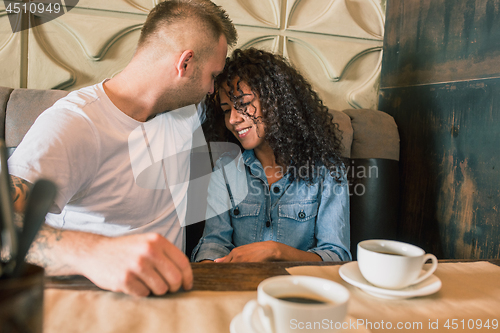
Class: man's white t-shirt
8,81,205,251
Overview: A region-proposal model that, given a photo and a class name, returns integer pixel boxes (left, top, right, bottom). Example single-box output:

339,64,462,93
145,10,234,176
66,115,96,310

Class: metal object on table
12,179,57,277
0,140,17,277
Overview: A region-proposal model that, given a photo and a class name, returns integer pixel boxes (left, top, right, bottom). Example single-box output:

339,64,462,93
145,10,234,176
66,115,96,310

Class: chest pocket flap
230,201,261,218
279,201,319,222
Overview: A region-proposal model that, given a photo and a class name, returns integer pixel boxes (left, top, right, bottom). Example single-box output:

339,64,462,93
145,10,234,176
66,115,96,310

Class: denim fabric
192,150,351,262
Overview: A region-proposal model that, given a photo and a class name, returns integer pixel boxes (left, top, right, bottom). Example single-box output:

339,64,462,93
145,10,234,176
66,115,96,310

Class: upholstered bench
0,86,400,259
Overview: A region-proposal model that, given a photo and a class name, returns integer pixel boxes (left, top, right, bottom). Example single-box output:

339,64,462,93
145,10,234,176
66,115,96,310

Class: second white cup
242,275,350,333
357,239,438,290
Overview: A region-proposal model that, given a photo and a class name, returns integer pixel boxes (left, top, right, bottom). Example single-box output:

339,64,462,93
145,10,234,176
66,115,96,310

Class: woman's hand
214,241,279,262
214,241,322,263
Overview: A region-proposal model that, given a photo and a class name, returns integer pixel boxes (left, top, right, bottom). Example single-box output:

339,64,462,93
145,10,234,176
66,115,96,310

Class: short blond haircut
138,0,237,52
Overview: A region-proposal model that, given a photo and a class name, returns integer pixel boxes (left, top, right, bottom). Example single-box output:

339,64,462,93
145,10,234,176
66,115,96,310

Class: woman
192,48,351,262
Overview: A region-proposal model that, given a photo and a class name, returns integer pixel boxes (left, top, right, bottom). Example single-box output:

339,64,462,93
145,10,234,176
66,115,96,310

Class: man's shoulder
40,83,111,129
52,83,102,111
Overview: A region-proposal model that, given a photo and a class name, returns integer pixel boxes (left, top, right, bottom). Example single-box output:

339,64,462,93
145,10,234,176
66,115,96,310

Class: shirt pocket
278,201,319,222
277,201,318,249
230,201,261,246
230,201,261,218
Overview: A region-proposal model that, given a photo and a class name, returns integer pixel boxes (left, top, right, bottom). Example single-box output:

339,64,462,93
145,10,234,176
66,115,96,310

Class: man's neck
102,58,177,122
102,75,155,122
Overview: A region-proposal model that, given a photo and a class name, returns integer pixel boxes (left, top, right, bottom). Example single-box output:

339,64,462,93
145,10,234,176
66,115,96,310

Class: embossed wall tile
26,10,142,90
345,0,385,38
74,0,155,13
284,34,381,81
55,10,144,60
0,34,22,89
286,0,384,40
213,0,281,28
287,38,382,110
28,25,74,90
345,50,382,109
0,10,21,88
235,27,280,53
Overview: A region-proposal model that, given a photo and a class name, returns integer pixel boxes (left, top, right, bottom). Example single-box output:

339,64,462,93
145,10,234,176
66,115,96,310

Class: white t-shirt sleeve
8,108,99,214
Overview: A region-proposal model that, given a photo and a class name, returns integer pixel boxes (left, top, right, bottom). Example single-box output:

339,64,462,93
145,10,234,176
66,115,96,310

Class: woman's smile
236,126,251,138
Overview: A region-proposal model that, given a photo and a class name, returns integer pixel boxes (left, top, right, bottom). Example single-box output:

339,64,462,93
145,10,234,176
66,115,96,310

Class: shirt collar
241,149,294,182
242,149,257,166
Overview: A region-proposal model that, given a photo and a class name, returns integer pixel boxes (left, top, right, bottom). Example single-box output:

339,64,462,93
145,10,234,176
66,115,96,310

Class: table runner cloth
44,262,500,332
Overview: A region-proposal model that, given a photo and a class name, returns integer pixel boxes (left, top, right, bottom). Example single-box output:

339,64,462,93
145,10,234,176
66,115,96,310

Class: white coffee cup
357,239,438,290
242,275,349,333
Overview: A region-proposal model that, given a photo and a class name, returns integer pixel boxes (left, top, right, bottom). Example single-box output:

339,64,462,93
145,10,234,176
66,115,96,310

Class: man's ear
176,50,194,77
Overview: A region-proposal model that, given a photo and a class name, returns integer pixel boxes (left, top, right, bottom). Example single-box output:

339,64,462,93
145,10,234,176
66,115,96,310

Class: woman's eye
222,108,231,114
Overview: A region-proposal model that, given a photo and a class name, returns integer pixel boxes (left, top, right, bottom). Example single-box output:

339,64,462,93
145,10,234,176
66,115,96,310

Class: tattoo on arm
26,224,68,274
10,175,33,213
9,176,68,274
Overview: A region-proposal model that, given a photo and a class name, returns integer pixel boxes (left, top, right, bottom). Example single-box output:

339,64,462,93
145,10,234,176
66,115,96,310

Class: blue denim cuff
307,249,343,262
192,241,231,262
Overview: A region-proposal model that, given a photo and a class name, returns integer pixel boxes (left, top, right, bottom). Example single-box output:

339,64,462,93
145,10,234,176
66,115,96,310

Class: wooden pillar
379,0,500,259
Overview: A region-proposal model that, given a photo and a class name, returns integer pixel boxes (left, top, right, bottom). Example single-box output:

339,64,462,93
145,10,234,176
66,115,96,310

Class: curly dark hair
203,48,345,182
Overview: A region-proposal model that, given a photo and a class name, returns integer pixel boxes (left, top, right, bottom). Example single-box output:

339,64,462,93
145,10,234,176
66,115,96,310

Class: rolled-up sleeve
307,172,351,262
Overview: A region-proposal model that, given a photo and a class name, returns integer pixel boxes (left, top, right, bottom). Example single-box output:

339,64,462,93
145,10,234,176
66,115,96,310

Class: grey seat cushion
330,109,353,158
343,109,400,161
0,87,14,139
5,88,69,148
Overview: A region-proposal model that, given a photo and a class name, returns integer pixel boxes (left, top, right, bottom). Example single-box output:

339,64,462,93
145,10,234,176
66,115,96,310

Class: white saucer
230,313,370,333
229,313,251,333
339,262,442,300
230,313,254,333
230,306,265,333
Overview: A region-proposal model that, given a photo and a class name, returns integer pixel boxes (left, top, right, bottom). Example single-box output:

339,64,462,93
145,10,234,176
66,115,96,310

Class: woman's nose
229,108,243,124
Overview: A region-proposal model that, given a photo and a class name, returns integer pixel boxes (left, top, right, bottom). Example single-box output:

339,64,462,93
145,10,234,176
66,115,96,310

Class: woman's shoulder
315,164,348,185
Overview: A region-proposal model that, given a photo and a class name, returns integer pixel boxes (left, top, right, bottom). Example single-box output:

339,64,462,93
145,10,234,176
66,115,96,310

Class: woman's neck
254,144,283,187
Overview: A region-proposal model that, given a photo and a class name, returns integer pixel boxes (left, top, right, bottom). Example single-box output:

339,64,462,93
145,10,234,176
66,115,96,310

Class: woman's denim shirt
192,150,351,262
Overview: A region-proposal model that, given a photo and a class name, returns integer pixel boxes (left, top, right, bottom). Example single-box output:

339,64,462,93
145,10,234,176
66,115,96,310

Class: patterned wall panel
213,0,385,111
0,3,22,89
74,0,157,13
27,8,144,90
0,0,385,111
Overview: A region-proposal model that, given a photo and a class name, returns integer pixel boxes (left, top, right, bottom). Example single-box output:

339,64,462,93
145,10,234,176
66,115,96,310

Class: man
8,0,237,297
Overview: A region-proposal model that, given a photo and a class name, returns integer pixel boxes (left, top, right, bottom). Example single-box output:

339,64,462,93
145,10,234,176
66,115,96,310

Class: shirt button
298,211,306,219
233,208,240,216
273,186,280,194
266,221,271,228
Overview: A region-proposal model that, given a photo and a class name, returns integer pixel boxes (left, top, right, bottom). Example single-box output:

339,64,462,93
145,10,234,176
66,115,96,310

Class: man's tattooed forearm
26,224,67,273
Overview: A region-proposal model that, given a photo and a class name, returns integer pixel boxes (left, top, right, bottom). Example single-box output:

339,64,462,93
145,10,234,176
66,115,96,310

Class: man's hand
27,225,194,297
78,233,193,297
214,241,322,263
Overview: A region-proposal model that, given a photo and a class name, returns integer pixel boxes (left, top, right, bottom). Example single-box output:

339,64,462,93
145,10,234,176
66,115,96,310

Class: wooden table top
44,259,500,292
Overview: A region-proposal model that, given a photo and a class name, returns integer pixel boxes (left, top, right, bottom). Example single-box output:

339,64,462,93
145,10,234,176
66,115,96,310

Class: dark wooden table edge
43,259,500,293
